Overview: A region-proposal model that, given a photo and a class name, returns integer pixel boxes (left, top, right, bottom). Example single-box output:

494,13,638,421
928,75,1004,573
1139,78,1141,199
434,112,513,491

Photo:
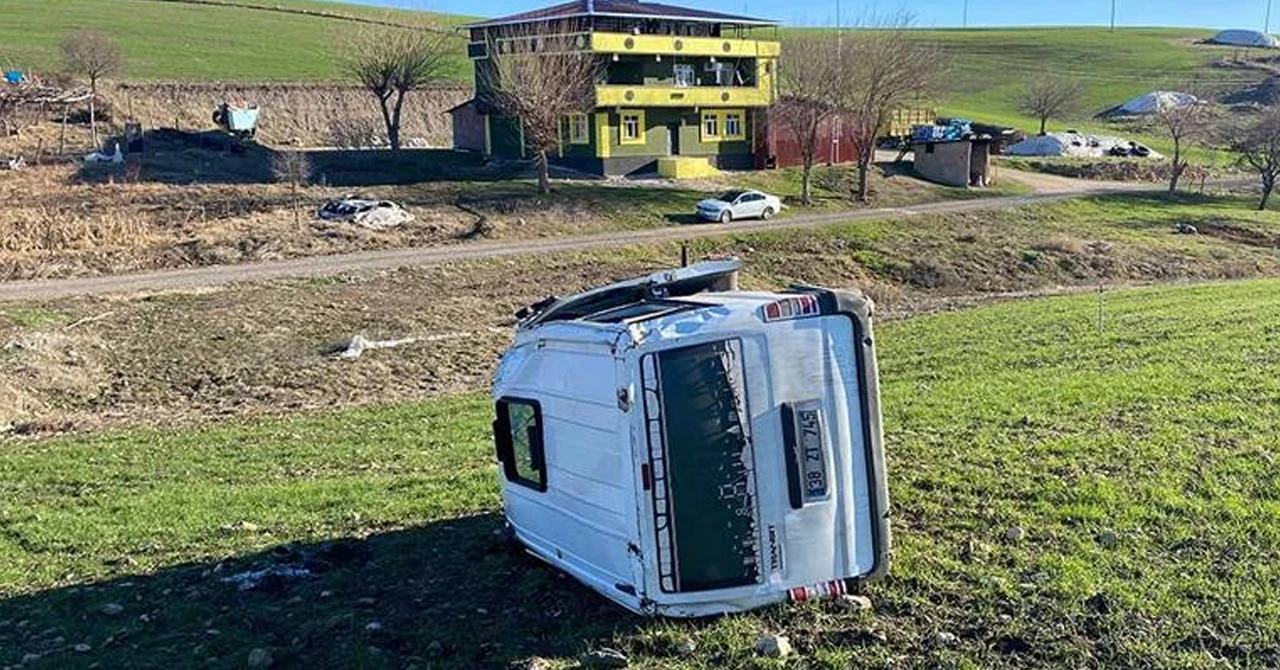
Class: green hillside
782,26,1255,144
0,0,475,81
920,27,1245,129
0,1,1263,152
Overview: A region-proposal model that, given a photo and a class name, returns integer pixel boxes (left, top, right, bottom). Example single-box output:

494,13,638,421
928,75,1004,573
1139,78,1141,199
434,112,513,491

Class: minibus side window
494,398,547,492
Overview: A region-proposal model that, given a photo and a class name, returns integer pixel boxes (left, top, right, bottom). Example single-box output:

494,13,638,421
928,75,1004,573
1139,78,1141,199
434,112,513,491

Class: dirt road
0,180,1175,302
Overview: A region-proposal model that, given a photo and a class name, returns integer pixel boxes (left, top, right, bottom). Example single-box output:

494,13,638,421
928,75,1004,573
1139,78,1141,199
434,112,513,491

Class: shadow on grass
73,130,529,188
0,513,640,669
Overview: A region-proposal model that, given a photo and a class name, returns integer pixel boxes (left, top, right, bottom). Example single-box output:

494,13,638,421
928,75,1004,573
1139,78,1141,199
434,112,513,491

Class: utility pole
1268,0,1274,34
1110,0,1117,30
963,0,969,28
835,0,842,48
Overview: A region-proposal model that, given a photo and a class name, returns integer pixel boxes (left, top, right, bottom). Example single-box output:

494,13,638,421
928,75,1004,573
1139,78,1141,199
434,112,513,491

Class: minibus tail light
761,294,820,322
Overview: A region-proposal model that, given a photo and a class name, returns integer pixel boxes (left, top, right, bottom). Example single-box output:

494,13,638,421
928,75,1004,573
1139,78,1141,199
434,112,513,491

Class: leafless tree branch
776,34,844,205
61,30,125,149
479,23,603,194
1015,76,1084,136
337,25,454,151
837,14,944,202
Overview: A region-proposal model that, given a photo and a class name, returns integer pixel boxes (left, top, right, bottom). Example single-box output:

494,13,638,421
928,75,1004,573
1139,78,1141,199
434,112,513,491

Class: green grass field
1,2,1249,116
0,0,475,81
3,278,1280,668
2,0,1265,163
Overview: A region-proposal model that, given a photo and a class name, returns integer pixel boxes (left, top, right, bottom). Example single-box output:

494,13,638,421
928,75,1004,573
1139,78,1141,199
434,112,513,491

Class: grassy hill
3,276,1279,667
0,0,475,81
3,1,1265,148
914,27,1239,126
784,26,1254,158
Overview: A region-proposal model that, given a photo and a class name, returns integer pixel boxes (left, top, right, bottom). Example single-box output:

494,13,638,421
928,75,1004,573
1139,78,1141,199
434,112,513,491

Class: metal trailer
491,260,890,617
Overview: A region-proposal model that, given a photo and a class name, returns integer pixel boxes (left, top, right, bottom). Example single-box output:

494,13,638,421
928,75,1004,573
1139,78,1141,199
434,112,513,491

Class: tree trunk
1039,116,1047,136
390,90,407,152
1261,173,1275,211
800,158,813,206
377,94,396,151
89,77,99,149
1168,140,1182,194
536,149,551,194
856,155,871,202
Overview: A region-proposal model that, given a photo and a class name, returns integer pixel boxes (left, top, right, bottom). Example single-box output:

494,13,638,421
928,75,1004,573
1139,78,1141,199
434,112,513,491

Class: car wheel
761,207,775,220
720,210,733,224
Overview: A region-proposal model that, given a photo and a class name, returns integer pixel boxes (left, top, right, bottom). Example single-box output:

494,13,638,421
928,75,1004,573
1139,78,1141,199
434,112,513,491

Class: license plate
796,407,828,501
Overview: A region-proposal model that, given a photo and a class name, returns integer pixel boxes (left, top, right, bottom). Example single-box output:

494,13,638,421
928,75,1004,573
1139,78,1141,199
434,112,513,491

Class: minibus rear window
641,339,761,593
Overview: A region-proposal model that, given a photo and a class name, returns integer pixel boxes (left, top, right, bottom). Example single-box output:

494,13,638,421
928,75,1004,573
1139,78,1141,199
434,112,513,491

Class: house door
666,123,681,156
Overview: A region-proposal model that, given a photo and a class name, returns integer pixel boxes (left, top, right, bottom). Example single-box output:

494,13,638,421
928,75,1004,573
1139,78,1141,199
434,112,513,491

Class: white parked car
696,189,783,223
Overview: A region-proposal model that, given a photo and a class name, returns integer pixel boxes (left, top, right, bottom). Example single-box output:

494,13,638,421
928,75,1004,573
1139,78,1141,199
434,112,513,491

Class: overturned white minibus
491,260,889,617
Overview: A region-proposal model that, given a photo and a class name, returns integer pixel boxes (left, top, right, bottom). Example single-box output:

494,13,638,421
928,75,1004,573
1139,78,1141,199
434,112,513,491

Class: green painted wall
595,109,752,158
489,116,524,159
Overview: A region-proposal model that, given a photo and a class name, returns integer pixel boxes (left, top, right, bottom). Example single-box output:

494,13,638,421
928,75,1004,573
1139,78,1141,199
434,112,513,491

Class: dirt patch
1198,220,1280,248
4,201,1280,437
0,157,703,281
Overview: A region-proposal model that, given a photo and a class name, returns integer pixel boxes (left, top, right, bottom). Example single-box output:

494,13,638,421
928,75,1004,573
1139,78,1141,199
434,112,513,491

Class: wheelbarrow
212,102,260,142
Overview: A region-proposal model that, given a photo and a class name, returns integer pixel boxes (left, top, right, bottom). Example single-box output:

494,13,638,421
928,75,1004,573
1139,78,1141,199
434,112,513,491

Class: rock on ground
755,634,793,658
578,648,629,668
247,648,273,668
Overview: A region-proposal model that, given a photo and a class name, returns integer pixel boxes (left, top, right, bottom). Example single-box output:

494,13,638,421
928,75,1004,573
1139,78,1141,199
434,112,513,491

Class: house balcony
595,83,773,108
590,31,781,59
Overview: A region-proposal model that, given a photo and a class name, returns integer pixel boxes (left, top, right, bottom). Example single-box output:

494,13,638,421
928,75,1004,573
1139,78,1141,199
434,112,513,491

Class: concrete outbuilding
910,138,991,188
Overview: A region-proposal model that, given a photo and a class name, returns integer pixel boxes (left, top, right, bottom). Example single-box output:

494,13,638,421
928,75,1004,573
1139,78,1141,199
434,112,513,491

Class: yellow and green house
452,0,780,176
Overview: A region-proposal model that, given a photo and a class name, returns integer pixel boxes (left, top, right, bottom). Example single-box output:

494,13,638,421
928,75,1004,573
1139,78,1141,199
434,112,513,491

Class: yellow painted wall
591,32,780,58
657,156,720,179
595,84,773,108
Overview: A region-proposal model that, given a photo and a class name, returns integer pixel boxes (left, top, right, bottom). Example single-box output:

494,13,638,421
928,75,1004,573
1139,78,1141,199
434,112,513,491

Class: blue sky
337,0,1279,29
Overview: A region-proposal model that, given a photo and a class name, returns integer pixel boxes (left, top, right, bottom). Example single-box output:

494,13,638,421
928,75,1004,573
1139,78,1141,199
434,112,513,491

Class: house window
674,64,695,87
567,113,589,144
494,398,547,491
723,111,744,140
620,110,645,145
701,112,720,141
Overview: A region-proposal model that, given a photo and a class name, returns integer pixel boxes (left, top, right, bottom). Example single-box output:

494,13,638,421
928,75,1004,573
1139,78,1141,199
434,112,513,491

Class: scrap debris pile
318,196,414,230
2,73,93,143
1,75,92,107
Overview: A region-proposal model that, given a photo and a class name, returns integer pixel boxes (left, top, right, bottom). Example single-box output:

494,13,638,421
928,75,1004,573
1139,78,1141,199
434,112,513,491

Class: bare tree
338,25,453,152
1233,108,1280,210
479,24,602,194
271,151,313,224
61,30,124,148
1015,76,1084,136
1152,94,1215,194
839,16,944,202
776,34,844,205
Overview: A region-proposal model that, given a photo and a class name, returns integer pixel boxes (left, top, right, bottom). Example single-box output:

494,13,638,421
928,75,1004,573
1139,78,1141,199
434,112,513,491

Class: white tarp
1119,91,1199,115
1209,29,1279,48
1007,132,1162,159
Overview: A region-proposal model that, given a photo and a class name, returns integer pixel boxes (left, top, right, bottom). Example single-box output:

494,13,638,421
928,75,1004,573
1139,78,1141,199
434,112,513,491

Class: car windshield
717,190,747,202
